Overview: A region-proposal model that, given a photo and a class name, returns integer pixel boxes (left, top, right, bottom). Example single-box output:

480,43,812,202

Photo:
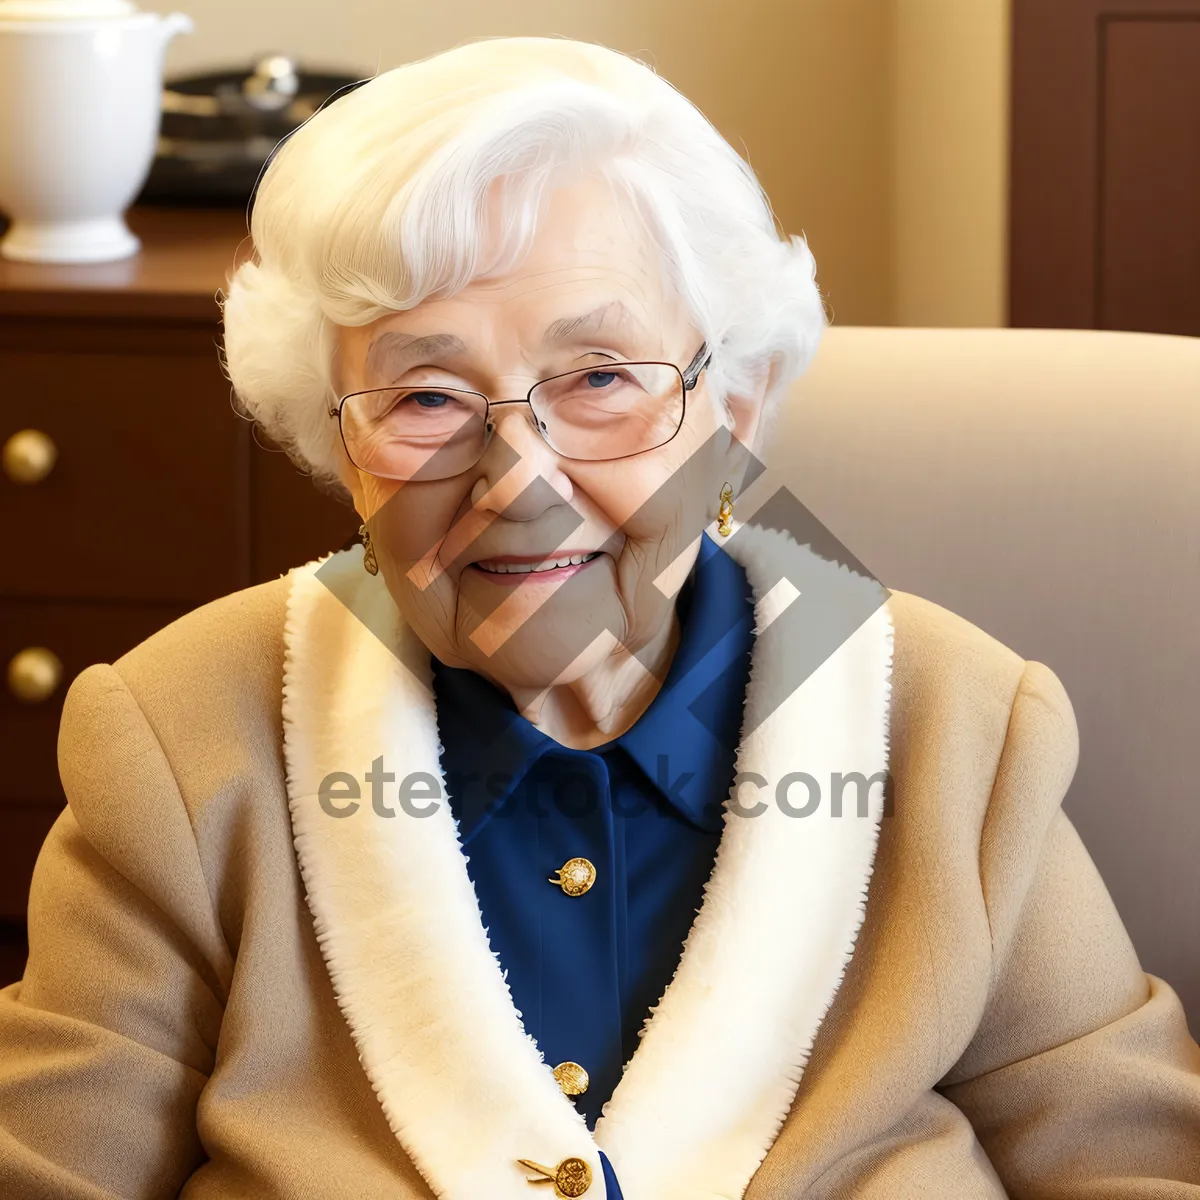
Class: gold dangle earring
717,482,734,537
359,523,379,575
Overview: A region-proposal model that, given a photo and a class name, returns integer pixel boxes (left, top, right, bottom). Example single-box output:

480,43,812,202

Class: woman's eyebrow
364,301,647,380
365,332,467,380
541,300,646,347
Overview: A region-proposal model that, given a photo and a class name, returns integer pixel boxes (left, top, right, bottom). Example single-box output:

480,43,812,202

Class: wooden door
1010,0,1200,334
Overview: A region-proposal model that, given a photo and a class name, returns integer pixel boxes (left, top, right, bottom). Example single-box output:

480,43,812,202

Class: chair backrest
759,326,1200,1027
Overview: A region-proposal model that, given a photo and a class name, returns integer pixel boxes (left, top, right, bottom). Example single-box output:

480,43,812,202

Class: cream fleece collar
281,522,893,1200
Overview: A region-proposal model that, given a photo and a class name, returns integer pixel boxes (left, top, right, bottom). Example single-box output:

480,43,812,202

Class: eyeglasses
329,342,711,482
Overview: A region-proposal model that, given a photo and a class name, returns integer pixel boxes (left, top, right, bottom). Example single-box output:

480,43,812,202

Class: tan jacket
0,529,1198,1199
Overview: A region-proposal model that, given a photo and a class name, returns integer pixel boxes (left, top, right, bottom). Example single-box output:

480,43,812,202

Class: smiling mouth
471,552,603,576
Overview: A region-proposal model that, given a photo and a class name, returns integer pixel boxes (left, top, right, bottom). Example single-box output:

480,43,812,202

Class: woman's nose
472,403,574,519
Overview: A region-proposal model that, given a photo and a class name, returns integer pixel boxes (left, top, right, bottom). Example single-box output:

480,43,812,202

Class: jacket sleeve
0,664,231,1200
938,660,1200,1195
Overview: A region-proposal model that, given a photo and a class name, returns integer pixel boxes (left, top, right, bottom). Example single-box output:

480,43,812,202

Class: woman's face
333,174,761,704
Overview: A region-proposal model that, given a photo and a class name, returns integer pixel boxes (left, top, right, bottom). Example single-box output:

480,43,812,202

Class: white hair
219,35,827,497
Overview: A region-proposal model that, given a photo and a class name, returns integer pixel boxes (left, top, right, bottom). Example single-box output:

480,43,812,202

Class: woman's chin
458,604,622,699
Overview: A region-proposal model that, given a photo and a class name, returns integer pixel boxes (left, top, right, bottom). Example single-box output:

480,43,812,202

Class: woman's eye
410,391,450,408
585,370,619,389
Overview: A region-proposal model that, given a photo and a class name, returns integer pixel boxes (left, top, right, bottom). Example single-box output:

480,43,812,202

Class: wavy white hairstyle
219,35,827,500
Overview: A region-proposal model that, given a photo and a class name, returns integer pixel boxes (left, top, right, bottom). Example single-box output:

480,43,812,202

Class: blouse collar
432,532,755,841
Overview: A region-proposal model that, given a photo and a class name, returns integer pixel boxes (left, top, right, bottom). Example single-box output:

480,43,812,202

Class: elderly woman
1,35,1198,1200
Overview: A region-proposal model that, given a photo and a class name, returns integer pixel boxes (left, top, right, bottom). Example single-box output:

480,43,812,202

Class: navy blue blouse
432,533,754,1182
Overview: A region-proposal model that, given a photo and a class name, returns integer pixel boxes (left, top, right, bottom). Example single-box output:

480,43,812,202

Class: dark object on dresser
136,56,364,208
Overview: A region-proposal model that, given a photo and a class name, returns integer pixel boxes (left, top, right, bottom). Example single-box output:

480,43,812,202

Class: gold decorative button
549,857,596,897
552,1061,589,1096
518,1156,592,1197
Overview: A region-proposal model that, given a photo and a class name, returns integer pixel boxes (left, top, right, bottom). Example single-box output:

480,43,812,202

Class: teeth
478,552,599,574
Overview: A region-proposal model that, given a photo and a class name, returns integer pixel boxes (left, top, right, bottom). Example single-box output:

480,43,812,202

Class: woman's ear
720,351,782,489
329,328,372,518
335,455,368,519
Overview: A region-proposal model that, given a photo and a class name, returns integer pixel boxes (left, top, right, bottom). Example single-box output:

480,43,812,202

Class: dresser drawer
0,345,249,603
0,599,185,801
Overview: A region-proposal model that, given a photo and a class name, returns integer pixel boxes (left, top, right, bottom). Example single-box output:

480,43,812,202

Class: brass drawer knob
2,429,58,485
7,647,64,704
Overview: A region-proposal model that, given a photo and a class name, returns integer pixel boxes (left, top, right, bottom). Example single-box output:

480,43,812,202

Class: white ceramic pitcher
0,0,193,263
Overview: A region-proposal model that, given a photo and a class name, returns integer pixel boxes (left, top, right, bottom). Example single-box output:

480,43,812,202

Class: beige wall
150,0,1007,327
891,0,1010,327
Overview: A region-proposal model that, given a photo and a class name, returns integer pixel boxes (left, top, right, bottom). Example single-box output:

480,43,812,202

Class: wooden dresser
0,207,360,983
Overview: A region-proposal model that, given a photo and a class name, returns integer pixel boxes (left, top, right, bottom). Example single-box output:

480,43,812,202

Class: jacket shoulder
884,586,1080,899
60,576,293,807
887,588,1024,690
113,574,292,695
51,578,295,981
886,588,1063,725
883,587,1078,808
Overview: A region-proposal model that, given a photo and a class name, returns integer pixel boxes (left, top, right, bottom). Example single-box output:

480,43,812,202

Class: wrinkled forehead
339,174,695,389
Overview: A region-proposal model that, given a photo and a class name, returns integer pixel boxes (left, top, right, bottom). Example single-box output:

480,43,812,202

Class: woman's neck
508,609,681,751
